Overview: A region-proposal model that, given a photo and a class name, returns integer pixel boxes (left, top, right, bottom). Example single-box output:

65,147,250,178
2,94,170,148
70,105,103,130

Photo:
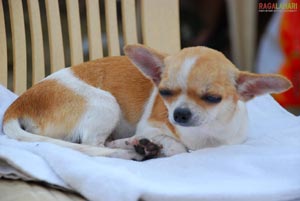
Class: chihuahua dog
2,44,291,160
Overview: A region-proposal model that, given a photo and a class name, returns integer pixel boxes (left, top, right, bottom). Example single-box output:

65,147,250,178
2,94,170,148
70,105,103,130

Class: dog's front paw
133,138,162,160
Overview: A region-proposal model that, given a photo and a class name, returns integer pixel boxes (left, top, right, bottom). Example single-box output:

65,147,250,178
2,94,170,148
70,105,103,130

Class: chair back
0,0,180,94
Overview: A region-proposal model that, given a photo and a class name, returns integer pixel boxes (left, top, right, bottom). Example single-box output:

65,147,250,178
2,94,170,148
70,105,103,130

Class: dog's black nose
173,108,192,124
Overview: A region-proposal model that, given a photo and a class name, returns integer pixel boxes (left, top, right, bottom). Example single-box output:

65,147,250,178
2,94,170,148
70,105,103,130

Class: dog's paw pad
134,138,161,160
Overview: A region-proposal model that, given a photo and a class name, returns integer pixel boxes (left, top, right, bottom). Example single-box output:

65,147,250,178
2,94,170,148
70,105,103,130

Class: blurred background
2,0,299,114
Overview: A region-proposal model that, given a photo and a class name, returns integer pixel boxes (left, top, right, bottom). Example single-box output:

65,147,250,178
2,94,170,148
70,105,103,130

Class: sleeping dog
3,44,291,160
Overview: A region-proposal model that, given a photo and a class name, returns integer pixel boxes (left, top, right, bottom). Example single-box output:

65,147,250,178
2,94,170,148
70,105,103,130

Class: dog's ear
236,72,292,101
124,44,167,85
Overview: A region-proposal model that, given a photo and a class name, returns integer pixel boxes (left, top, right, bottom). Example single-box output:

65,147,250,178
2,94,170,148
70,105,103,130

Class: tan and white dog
2,44,291,160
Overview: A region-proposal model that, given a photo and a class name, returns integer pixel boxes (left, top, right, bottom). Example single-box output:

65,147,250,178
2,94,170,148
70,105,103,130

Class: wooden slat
0,0,7,87
141,0,180,54
227,0,256,71
66,0,83,65
86,0,103,60
9,0,27,94
27,0,45,84
0,179,85,201
121,0,138,45
45,0,65,73
104,0,120,56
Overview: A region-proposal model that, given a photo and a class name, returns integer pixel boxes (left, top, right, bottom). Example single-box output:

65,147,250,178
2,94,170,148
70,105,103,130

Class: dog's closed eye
159,89,173,97
201,94,222,104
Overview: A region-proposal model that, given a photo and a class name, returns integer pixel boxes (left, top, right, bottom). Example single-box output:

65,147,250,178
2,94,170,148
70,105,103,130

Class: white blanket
0,85,300,201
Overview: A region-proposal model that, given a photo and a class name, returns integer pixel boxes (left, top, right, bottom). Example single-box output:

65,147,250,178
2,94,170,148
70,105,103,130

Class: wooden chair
0,0,180,95
0,0,180,200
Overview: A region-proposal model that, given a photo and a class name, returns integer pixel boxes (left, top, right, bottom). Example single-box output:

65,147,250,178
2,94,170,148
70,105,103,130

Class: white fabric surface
255,9,283,74
0,85,300,201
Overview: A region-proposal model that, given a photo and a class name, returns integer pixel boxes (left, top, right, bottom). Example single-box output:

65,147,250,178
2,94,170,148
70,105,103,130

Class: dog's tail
2,119,136,159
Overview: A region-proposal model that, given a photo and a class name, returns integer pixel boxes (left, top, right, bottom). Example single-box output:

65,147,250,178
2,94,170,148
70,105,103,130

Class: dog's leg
135,134,188,158
106,137,159,160
72,96,144,160
107,131,188,159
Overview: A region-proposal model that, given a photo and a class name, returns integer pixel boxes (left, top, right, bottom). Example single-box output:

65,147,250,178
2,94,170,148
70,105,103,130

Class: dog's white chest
176,125,217,150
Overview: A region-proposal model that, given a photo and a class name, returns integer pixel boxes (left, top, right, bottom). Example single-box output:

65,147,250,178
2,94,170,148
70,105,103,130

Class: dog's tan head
124,44,292,127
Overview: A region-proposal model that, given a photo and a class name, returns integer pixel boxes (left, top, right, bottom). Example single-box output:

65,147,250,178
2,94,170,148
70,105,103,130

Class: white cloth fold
0,85,299,201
